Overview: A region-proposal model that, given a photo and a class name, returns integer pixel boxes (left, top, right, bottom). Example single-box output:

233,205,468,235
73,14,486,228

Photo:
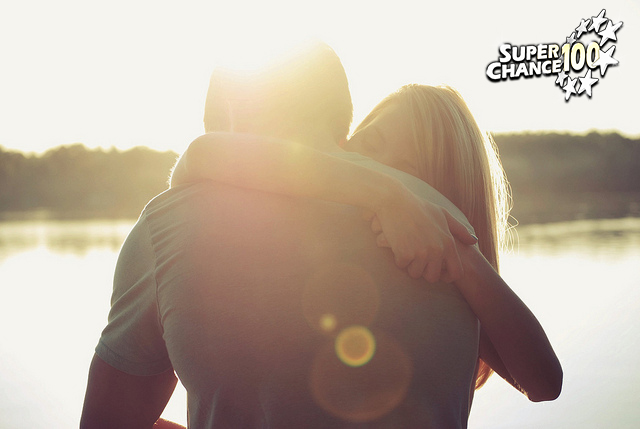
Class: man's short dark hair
204,41,352,142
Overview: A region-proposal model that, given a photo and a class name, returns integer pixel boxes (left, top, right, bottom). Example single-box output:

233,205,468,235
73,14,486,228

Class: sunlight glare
215,36,310,72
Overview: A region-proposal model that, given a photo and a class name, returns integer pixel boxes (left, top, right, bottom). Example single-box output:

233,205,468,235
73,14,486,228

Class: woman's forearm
457,245,563,401
154,419,186,428
171,132,476,283
172,132,404,211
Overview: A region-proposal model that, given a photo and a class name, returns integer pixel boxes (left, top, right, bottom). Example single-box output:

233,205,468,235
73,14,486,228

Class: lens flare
335,325,375,367
320,313,337,333
310,329,413,423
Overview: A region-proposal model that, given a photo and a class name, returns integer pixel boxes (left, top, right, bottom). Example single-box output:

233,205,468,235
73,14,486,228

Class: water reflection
513,217,640,256
0,219,133,259
4,217,638,258
472,217,640,429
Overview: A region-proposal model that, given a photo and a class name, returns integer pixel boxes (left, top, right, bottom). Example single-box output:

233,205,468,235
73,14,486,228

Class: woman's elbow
528,364,563,402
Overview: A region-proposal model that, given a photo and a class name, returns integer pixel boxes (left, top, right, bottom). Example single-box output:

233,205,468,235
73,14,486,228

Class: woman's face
345,104,421,178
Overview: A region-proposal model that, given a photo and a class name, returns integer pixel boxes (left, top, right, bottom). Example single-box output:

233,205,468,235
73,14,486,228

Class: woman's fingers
376,233,390,248
445,210,478,245
394,250,413,269
370,216,383,233
372,199,470,284
423,257,443,284
407,256,427,279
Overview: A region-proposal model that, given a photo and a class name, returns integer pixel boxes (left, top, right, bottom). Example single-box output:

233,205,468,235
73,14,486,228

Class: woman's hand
367,185,477,283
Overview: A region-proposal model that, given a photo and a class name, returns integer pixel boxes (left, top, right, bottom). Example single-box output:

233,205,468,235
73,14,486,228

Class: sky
0,0,638,155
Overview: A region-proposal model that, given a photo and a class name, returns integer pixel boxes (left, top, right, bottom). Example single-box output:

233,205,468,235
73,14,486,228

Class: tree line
0,144,178,218
1,131,639,223
494,132,640,223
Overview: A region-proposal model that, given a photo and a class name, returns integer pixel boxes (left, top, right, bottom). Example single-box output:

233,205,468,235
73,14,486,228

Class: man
81,42,560,428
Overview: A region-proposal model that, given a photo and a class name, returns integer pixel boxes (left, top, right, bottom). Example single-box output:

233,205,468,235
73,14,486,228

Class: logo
486,9,623,101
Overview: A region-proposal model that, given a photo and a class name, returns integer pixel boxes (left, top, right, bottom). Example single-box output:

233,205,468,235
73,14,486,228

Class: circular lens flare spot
320,313,337,333
310,329,413,422
335,326,376,367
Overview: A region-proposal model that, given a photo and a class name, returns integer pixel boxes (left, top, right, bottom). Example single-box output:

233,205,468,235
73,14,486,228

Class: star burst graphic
556,9,622,101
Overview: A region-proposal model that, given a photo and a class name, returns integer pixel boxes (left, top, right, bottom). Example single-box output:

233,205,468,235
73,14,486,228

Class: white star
563,77,577,101
575,18,590,38
589,9,607,33
555,70,568,87
566,32,576,45
599,20,623,46
577,69,599,97
593,45,618,76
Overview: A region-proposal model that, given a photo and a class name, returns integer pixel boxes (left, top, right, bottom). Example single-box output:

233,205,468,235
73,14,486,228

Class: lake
1,217,639,428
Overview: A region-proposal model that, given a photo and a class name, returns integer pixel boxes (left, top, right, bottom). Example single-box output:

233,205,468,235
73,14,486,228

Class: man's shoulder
142,183,209,214
141,182,244,222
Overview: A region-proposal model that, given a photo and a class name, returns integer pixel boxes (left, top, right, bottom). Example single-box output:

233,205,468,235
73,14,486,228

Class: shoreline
2,192,640,227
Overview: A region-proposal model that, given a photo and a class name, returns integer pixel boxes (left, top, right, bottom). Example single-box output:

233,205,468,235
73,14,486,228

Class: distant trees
494,132,640,223
496,132,640,194
1,131,639,223
0,144,178,218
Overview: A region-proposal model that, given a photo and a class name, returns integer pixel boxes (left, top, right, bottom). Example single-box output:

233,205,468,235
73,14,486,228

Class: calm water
1,217,639,428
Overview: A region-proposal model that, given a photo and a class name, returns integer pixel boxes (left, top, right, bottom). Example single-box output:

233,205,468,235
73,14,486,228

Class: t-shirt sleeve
95,216,172,376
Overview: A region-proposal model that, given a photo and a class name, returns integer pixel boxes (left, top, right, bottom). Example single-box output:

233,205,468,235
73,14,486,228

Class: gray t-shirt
97,152,480,428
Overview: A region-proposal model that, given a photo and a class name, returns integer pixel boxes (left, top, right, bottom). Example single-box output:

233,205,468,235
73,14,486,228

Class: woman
171,84,562,401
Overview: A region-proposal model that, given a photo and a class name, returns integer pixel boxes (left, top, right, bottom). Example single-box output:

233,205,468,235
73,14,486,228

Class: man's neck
290,128,344,153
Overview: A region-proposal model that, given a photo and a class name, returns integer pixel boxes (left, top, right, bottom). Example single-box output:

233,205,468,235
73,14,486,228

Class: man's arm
80,354,180,429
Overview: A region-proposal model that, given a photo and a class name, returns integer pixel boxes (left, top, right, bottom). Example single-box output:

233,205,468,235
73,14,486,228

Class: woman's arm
375,226,563,400
456,244,563,401
170,132,477,282
154,419,186,428
171,132,402,210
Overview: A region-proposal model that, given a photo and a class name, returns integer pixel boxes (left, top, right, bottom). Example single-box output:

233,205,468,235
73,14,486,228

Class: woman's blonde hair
354,84,512,389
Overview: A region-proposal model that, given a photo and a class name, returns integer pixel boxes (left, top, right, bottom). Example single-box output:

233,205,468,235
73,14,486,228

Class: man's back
99,165,480,427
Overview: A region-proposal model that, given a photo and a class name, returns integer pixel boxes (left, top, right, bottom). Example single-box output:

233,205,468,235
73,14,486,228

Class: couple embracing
81,41,562,428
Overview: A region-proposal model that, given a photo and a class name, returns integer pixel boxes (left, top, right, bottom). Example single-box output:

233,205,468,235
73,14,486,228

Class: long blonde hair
354,84,512,389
